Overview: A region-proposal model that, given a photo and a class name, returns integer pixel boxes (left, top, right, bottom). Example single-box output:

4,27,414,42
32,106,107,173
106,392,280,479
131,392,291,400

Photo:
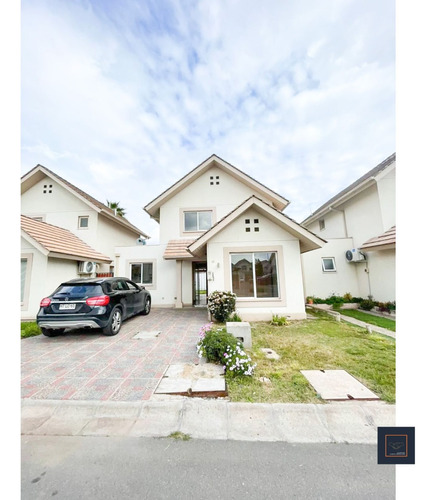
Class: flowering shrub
207,290,237,323
197,326,238,362
196,324,256,377
223,342,256,377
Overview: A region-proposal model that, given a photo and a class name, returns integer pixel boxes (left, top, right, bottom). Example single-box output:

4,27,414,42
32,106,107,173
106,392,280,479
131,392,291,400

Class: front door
192,262,207,306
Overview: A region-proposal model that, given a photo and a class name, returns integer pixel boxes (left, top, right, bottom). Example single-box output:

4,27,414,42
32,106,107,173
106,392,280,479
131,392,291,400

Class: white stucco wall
301,238,361,299
363,249,395,302
115,244,178,307
158,166,272,243
206,208,306,321
21,237,80,320
22,174,140,269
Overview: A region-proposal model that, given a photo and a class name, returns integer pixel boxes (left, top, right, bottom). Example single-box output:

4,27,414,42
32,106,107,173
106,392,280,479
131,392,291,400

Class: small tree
207,291,237,323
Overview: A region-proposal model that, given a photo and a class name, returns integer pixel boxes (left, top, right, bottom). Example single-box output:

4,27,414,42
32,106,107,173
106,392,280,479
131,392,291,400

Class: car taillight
86,295,110,306
40,298,51,307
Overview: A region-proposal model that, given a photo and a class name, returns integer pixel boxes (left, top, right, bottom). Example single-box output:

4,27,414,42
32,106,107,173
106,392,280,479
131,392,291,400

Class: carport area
21,308,208,402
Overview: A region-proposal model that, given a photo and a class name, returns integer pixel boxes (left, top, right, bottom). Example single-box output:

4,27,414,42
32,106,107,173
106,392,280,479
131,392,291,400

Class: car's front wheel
141,297,151,316
102,307,122,336
41,328,64,337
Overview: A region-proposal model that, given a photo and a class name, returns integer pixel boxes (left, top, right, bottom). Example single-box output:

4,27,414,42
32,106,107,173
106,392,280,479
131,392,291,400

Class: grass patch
226,314,395,404
168,432,191,441
338,309,396,331
21,322,41,339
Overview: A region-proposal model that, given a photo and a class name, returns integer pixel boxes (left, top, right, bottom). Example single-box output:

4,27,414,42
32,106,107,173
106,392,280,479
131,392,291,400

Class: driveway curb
21,398,395,444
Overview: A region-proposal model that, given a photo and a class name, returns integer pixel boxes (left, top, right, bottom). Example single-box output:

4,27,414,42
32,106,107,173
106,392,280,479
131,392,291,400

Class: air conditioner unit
345,249,366,262
78,261,97,274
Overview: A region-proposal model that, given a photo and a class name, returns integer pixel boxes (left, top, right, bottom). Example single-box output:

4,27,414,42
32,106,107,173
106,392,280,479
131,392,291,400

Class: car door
125,280,145,315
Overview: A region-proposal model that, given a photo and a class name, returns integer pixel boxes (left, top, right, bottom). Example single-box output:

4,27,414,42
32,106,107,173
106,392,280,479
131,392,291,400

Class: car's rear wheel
41,328,64,337
141,297,151,316
102,307,122,336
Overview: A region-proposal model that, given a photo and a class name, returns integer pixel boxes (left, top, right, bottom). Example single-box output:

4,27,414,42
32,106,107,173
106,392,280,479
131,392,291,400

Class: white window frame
321,257,336,272
319,219,325,231
21,253,33,310
183,210,212,232
230,251,280,299
130,262,154,286
78,216,89,229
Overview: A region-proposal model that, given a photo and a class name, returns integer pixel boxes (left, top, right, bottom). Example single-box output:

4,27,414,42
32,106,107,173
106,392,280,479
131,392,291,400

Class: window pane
184,212,197,231
79,217,88,228
131,264,142,283
198,211,212,230
21,258,27,302
142,263,153,284
231,253,254,297
255,252,279,298
322,258,335,271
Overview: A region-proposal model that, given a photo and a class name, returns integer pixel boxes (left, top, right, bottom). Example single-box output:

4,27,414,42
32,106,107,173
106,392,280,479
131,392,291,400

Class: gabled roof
21,164,149,238
360,226,396,251
21,215,112,263
302,153,396,226
144,154,290,221
188,195,326,256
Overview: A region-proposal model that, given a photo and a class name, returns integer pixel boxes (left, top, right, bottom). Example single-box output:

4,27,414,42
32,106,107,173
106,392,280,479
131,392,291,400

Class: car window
53,285,102,298
125,281,139,291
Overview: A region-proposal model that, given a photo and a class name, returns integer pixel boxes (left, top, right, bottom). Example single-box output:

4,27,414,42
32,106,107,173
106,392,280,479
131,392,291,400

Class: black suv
37,277,151,337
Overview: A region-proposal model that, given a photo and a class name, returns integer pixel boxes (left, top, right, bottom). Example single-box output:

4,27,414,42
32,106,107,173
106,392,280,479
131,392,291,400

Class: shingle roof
21,164,148,238
163,239,197,260
21,215,112,262
360,226,396,251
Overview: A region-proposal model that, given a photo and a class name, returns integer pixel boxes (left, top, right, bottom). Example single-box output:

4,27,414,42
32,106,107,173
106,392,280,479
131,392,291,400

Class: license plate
59,303,76,310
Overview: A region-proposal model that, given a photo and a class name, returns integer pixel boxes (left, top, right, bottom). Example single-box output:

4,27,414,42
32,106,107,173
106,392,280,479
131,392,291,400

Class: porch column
175,260,183,308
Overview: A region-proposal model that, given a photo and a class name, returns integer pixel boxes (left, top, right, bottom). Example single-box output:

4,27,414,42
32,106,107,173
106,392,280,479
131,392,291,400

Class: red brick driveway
21,308,208,402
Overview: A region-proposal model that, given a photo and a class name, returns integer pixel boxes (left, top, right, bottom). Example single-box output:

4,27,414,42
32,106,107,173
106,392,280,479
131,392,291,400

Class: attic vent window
43,184,53,194
245,219,250,224
210,175,219,186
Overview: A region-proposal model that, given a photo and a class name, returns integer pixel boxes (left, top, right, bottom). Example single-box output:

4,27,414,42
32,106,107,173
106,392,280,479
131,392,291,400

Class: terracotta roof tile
21,215,112,262
163,239,197,260
360,226,396,250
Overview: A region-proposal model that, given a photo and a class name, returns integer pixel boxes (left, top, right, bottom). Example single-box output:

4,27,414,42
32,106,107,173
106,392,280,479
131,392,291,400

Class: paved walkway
21,308,208,402
337,314,396,338
21,398,395,444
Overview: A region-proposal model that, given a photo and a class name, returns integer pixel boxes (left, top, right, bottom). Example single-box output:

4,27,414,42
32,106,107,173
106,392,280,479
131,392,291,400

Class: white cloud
21,0,395,236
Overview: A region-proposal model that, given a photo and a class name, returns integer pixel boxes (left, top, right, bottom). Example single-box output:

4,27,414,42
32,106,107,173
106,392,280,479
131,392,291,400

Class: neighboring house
115,155,325,321
301,153,396,302
21,216,112,320
21,164,148,275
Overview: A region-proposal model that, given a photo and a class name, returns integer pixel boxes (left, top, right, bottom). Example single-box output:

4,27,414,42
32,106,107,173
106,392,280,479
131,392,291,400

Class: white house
301,153,396,302
21,216,112,320
21,164,148,275
115,155,325,320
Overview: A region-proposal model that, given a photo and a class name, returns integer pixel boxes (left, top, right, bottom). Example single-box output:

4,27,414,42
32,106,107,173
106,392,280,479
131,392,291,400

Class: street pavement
21,436,395,500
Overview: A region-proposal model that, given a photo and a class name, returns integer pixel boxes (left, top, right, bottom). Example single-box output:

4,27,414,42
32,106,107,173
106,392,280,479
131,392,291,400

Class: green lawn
226,315,395,404
338,309,396,332
21,322,42,339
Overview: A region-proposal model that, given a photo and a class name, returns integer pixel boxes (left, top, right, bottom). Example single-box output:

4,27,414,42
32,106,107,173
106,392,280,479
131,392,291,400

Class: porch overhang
163,239,196,260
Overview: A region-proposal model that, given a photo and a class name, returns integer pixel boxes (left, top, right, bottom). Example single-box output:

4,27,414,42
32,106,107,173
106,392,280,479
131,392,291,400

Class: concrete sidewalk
21,398,395,444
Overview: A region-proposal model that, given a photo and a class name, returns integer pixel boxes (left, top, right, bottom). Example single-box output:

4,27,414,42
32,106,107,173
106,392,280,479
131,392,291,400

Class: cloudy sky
21,0,395,241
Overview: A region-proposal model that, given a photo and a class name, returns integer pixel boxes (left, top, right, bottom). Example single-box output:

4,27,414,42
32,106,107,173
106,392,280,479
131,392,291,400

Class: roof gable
144,155,289,221
21,215,112,263
21,164,148,238
188,195,325,255
302,153,396,226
